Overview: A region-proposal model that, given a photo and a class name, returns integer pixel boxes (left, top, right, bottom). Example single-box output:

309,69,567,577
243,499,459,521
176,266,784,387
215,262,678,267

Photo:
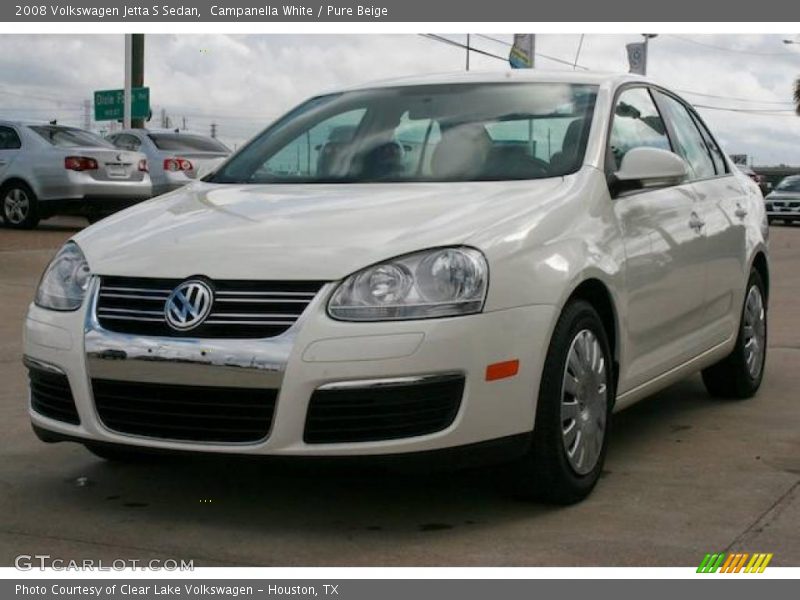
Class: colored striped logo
697,552,773,573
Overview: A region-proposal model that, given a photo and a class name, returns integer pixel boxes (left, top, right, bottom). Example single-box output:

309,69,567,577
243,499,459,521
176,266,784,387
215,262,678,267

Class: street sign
94,87,150,121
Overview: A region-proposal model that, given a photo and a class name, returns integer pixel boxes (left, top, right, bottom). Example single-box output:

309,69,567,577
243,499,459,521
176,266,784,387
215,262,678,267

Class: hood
75,178,565,280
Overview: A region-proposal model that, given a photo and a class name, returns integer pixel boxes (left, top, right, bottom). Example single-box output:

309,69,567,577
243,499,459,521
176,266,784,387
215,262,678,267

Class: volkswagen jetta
23,72,769,503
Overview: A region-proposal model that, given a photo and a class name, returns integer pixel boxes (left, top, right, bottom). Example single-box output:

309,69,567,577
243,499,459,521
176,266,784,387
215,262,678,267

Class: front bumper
24,279,556,457
765,200,800,220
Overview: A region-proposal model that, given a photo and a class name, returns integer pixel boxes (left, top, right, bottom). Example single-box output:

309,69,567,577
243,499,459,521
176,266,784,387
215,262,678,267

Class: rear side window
608,87,670,171
0,126,22,150
30,126,113,149
689,111,728,175
148,134,229,153
653,91,716,180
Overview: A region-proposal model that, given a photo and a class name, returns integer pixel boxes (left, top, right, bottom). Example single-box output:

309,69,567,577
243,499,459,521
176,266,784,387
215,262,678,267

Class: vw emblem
164,280,214,331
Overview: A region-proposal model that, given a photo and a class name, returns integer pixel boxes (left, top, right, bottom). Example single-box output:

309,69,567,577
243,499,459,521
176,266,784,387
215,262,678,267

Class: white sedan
23,71,769,503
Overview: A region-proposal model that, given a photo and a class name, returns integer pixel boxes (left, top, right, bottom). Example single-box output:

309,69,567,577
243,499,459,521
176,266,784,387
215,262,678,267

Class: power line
665,34,796,57
676,89,793,106
420,34,799,115
420,34,507,62
693,103,796,116
472,33,590,69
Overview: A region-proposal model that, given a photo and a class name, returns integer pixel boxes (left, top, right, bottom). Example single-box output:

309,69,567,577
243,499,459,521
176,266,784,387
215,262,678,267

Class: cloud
0,33,798,164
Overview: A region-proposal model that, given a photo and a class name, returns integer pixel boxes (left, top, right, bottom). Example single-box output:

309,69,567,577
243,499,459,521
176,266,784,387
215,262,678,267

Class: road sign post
94,87,150,122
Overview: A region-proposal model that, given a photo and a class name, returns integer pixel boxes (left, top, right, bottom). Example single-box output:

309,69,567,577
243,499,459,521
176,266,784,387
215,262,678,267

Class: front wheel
511,300,614,504
702,269,767,399
1,183,40,229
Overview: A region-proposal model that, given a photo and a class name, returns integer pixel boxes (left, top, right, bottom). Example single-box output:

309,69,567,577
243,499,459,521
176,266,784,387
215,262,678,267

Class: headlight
328,247,488,321
35,242,91,311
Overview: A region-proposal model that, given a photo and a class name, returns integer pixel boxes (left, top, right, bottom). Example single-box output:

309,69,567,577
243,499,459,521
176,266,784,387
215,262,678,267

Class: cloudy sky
1,33,799,164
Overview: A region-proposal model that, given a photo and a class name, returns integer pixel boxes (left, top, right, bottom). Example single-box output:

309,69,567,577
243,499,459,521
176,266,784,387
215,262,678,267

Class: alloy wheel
3,188,30,225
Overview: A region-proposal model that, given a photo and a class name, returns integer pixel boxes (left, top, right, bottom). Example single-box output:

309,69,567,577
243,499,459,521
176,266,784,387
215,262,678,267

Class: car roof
116,128,217,138
335,69,648,93
0,119,76,128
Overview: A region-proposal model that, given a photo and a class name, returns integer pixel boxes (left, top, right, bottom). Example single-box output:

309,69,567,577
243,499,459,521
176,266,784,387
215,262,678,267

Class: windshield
30,126,113,149
148,133,230,153
775,177,800,192
209,82,598,184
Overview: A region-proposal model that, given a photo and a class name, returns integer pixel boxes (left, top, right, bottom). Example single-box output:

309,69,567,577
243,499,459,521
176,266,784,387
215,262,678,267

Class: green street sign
94,87,150,121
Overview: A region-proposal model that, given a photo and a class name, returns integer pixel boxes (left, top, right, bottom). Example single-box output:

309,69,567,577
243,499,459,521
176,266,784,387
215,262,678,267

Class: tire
702,269,767,399
511,300,614,504
84,443,155,463
1,182,40,229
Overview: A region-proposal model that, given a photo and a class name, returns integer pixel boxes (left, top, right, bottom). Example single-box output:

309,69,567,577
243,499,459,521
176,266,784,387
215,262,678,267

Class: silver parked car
764,175,800,224
106,130,230,197
0,121,152,229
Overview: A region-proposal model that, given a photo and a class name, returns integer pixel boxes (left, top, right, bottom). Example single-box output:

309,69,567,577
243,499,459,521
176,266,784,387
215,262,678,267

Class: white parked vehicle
106,129,231,197
764,175,800,224
0,121,151,228
24,72,769,503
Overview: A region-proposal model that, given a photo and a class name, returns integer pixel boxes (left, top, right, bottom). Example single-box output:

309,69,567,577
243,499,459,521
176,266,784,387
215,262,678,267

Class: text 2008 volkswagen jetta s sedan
24,71,769,503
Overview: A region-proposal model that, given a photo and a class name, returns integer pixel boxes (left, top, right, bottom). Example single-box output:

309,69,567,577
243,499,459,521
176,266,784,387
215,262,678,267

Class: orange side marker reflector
486,360,520,381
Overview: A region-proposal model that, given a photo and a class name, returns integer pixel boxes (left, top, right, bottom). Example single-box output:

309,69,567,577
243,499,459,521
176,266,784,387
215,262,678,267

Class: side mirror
612,147,689,195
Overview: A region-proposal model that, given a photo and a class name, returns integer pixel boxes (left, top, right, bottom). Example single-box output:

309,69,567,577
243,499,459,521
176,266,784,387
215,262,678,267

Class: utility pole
131,34,145,128
465,34,470,71
123,35,132,129
210,123,217,138
83,99,91,131
181,116,187,131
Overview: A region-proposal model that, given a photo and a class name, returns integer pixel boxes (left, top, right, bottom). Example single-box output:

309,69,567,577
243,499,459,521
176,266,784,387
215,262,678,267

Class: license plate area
105,163,129,178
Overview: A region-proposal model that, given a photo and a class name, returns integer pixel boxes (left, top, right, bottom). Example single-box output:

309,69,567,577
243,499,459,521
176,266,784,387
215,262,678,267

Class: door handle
689,212,705,232
735,204,748,219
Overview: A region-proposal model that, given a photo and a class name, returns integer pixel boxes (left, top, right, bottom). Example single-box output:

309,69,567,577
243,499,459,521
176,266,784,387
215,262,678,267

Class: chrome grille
96,276,325,339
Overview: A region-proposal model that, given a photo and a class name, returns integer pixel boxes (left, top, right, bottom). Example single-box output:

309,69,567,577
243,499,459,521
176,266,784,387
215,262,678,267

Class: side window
608,87,670,171
0,126,22,150
689,111,728,175
653,91,716,179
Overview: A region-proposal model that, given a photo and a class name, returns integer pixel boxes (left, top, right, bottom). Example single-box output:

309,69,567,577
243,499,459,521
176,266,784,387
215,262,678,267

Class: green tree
795,78,800,115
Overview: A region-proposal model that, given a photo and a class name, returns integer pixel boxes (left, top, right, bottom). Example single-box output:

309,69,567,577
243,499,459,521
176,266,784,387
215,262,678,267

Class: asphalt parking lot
1,217,799,567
